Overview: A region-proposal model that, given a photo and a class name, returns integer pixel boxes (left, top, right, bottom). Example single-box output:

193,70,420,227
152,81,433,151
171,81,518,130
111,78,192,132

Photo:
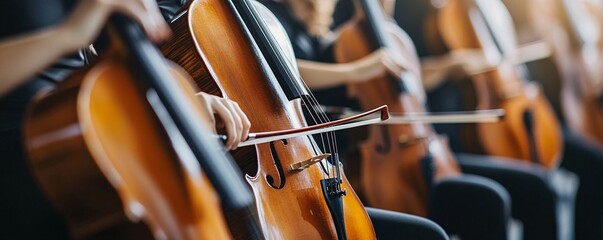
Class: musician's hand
197,93,251,150
60,0,171,51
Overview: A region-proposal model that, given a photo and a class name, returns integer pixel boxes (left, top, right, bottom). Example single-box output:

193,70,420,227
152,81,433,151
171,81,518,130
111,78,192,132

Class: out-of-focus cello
436,0,563,169
162,0,384,239
331,0,461,216
530,0,603,147
24,15,261,239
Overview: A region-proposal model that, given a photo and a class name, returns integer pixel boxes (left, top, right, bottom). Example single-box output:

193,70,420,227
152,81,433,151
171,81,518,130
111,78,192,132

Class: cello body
333,0,460,217
436,0,563,169
162,0,375,239
531,0,603,147
24,54,232,239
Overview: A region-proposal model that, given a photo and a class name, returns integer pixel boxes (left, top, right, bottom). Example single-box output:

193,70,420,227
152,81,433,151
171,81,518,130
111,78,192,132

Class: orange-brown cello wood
24,57,232,239
436,0,563,169
530,0,603,148
161,0,376,239
333,3,460,217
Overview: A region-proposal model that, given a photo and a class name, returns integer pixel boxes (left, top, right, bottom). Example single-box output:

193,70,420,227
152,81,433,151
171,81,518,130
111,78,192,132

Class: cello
24,15,261,239
161,0,379,239
331,0,461,217
530,0,603,147
436,0,563,169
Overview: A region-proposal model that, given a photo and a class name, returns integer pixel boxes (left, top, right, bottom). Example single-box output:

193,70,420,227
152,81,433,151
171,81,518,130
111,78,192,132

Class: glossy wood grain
530,0,603,148
161,0,375,239
24,59,232,240
333,3,460,216
436,0,563,169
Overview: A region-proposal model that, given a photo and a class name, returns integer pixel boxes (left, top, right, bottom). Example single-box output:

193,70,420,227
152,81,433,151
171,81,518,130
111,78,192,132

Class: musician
393,0,559,239
395,0,603,239
0,0,250,238
261,0,515,239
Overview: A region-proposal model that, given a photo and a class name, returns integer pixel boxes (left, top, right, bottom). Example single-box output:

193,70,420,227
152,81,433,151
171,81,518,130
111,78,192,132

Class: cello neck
356,0,409,93
229,0,309,101
357,0,390,50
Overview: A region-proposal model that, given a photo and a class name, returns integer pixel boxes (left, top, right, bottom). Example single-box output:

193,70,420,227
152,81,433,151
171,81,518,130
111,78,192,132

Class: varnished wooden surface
24,58,232,239
334,14,460,216
162,0,376,239
436,0,563,169
530,0,603,148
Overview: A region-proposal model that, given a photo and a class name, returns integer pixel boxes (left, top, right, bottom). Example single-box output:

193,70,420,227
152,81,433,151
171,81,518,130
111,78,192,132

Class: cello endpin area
289,154,332,171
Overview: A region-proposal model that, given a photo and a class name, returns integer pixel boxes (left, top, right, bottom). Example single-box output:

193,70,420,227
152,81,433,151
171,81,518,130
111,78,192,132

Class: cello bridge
290,154,331,171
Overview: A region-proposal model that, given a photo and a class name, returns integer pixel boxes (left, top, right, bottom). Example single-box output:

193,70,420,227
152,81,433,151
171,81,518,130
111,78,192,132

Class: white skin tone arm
0,0,171,96
381,0,482,91
0,27,74,96
0,0,250,149
420,53,463,90
295,0,407,90
297,49,404,89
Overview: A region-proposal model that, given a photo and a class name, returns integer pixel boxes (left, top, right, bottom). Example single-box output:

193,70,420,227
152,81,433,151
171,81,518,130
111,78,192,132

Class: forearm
420,54,457,90
0,26,75,96
297,59,354,90
420,51,485,90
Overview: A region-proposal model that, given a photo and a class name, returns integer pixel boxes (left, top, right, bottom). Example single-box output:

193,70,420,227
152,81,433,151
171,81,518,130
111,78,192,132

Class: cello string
249,0,336,179
253,1,338,179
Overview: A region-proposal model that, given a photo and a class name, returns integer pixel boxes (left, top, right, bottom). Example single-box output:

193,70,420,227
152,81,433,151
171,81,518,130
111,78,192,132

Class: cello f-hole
266,139,288,189
375,125,392,154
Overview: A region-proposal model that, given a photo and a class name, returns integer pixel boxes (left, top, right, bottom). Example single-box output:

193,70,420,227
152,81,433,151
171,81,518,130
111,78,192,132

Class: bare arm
420,49,495,90
0,0,171,96
297,49,404,90
0,28,74,96
0,0,254,149
420,54,462,90
296,60,360,89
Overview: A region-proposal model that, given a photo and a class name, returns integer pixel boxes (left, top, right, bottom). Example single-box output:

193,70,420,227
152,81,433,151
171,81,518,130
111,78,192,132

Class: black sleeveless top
261,0,466,151
259,0,360,108
0,1,183,238
394,0,467,151
261,0,369,153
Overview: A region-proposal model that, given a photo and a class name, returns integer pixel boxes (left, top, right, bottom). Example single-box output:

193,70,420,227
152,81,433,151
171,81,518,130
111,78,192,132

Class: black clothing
0,0,184,238
366,207,449,240
259,0,359,110
393,0,597,238
560,128,603,240
425,72,603,240
0,0,73,39
0,0,84,132
0,1,82,238
261,1,512,239
393,0,446,58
